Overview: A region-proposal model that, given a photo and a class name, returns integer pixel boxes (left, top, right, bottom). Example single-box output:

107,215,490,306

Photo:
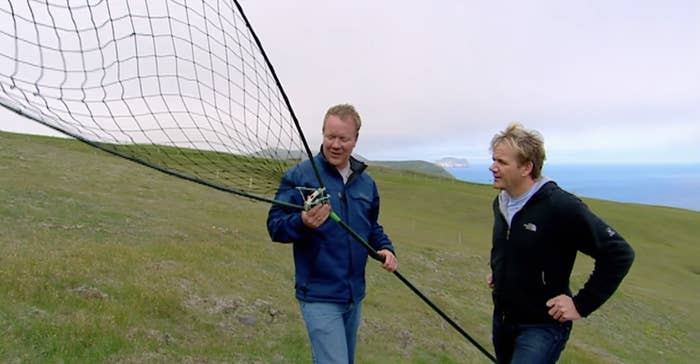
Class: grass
1,130,698,363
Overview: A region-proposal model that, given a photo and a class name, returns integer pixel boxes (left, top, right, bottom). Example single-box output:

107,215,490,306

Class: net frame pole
231,0,325,190
330,212,497,362
0,102,303,210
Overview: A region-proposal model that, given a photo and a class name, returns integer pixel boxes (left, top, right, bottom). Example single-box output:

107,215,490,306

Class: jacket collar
317,145,367,180
498,178,555,220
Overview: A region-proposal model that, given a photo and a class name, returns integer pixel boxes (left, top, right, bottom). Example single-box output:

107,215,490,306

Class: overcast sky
1,0,698,164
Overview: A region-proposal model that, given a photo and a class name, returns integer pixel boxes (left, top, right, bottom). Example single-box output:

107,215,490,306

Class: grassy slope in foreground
1,131,698,363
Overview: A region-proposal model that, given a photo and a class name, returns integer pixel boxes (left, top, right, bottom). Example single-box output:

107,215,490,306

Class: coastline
447,163,700,212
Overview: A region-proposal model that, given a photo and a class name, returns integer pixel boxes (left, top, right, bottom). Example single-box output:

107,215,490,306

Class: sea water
447,163,700,212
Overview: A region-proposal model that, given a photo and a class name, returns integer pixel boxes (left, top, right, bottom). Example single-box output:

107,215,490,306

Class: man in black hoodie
486,123,634,363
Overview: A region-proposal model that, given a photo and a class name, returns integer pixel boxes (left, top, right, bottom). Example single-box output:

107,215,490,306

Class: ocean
447,163,700,212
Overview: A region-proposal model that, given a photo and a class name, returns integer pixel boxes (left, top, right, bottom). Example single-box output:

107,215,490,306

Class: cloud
236,0,699,162
1,0,698,163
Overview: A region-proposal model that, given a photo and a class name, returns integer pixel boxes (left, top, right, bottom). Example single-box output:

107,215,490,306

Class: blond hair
323,104,361,135
490,122,546,179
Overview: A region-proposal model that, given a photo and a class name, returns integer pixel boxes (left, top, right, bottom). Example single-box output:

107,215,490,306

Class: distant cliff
434,157,470,168
369,160,454,179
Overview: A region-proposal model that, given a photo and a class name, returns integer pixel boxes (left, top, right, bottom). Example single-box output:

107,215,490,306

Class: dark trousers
492,310,572,364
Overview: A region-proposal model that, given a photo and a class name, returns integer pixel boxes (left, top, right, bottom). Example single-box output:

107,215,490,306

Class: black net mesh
0,0,309,202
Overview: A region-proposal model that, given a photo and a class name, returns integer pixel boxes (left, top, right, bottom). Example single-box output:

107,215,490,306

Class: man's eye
324,135,350,143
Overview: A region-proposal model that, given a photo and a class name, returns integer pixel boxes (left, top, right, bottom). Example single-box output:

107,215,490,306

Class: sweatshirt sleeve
567,198,635,317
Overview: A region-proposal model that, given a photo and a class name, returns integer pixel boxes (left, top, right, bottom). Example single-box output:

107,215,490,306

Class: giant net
0,0,309,203
0,1,497,360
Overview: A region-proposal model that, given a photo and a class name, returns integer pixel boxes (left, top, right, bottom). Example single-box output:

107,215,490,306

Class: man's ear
520,161,534,177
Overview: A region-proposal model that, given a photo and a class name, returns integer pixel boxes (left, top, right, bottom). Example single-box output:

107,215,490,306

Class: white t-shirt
337,165,352,184
499,177,551,225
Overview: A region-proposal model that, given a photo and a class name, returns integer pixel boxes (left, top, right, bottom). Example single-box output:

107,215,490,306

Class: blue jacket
267,151,394,303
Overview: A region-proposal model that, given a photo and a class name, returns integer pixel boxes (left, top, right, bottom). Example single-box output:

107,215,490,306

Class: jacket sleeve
566,198,635,317
367,181,395,254
266,169,309,244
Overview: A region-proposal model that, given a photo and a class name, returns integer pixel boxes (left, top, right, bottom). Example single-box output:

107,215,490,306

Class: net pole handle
329,211,384,262
328,210,497,363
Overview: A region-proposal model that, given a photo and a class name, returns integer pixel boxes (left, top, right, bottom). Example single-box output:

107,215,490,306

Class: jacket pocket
347,190,373,215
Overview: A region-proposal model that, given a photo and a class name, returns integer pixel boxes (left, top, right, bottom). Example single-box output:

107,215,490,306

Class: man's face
322,114,358,169
489,143,532,197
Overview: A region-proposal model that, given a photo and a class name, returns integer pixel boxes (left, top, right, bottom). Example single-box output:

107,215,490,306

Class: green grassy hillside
1,131,698,363
369,160,455,179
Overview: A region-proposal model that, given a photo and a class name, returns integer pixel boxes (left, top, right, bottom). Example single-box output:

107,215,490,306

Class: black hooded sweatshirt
490,181,635,323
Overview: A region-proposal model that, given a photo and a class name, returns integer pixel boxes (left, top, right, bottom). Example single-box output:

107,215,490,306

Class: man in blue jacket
267,103,398,364
486,123,635,363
